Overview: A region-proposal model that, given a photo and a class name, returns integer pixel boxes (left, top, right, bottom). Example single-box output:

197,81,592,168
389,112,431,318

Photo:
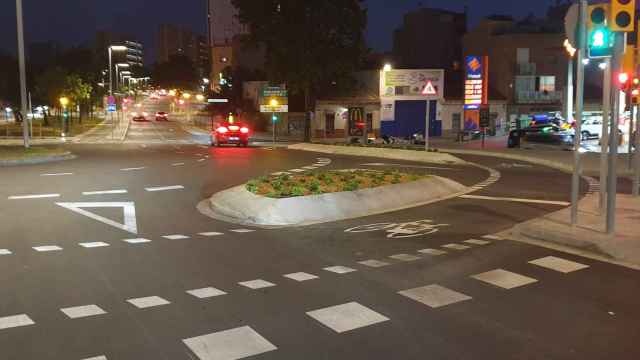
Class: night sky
0,0,555,63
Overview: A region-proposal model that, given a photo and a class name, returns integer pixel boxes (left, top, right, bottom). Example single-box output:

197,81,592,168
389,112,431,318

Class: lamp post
108,46,127,96
59,96,69,137
115,63,130,93
16,0,29,148
270,98,279,147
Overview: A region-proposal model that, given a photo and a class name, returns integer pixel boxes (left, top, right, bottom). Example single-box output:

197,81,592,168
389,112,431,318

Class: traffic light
588,3,610,30
272,115,279,123
610,0,636,32
588,27,615,58
618,72,630,89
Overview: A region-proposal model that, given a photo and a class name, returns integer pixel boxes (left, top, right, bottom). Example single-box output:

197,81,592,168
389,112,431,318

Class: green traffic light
588,27,614,59
592,29,605,47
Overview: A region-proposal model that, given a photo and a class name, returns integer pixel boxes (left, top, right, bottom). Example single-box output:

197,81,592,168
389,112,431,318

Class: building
156,25,210,76
393,7,467,72
463,17,567,127
95,31,145,71
208,0,247,46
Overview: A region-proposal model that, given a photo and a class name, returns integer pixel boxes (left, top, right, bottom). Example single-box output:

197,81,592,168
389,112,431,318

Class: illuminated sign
464,56,488,110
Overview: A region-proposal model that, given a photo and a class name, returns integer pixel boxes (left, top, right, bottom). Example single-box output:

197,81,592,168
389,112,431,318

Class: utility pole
571,0,587,225
16,0,29,148
600,58,611,211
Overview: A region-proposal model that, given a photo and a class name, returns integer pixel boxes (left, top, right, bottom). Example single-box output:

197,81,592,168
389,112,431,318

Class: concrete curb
0,152,76,166
201,176,470,228
288,143,466,165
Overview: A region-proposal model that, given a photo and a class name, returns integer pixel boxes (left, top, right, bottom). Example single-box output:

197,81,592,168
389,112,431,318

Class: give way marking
56,202,138,234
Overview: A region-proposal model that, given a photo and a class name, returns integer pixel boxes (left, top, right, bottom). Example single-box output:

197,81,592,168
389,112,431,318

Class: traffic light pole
606,32,625,234
600,58,611,212
571,0,587,226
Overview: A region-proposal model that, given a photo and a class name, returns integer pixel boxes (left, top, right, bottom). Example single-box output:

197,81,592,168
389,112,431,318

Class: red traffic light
618,72,630,84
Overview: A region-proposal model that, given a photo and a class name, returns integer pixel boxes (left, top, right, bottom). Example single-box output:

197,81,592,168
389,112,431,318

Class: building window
325,113,335,135
539,76,555,92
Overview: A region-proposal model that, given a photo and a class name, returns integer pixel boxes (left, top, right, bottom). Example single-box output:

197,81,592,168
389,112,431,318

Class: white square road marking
389,254,421,262
442,243,470,251
464,239,491,246
528,256,590,273
323,266,357,274
418,248,447,256
199,232,224,237
358,260,391,268
187,287,228,299
0,249,12,255
60,305,107,319
82,356,108,360
163,234,190,240
239,279,276,290
472,269,538,289
123,238,152,244
284,272,319,282
306,302,390,333
183,326,277,360
483,235,502,240
230,229,255,233
33,246,63,252
398,284,472,308
127,296,171,309
0,314,35,330
79,242,110,248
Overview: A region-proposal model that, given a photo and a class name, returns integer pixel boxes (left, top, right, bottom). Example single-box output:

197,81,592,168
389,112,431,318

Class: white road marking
289,169,305,173
82,356,107,360
399,284,472,308
230,229,255,233
171,163,185,166
79,242,110,248
283,272,319,282
271,172,290,176
33,246,63,252
0,249,12,255
483,235,502,240
120,167,146,171
123,238,152,244
528,256,590,273
186,287,228,299
8,193,60,200
56,202,138,234
323,266,357,274
199,232,224,237
389,254,421,262
358,260,390,268
0,314,35,330
361,163,453,170
306,302,390,333
162,234,190,240
126,296,171,309
418,248,447,256
41,173,73,177
442,244,470,251
182,326,277,360
60,305,107,319
472,269,538,289
82,189,128,196
197,158,206,162
459,195,571,206
464,239,491,246
239,279,276,290
145,185,185,192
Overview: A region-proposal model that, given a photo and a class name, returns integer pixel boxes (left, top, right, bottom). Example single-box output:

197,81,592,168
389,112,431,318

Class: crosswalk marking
323,266,357,274
183,326,277,360
127,296,171,309
199,232,224,237
33,245,63,252
399,284,472,308
79,242,110,248
306,302,389,333
389,254,421,262
123,238,152,244
0,314,35,330
186,287,228,299
472,269,538,289
442,243,470,251
239,279,276,290
464,239,491,246
60,305,107,319
528,256,590,273
418,248,447,256
283,272,319,282
0,249,12,255
162,234,190,240
358,259,391,268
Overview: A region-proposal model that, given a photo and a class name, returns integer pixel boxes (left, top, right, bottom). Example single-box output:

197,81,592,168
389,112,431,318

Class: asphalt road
0,108,638,360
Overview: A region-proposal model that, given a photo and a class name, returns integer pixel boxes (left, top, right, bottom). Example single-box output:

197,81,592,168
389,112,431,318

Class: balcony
516,90,562,104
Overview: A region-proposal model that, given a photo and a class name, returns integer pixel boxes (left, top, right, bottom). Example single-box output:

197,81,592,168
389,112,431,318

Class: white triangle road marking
56,202,138,235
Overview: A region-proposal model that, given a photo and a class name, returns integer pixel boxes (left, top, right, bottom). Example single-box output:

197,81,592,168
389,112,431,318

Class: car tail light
229,125,240,131
143,112,148,117
131,112,138,117
217,126,228,134
240,127,249,134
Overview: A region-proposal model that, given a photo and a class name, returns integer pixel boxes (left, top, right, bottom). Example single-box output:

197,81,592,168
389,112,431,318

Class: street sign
479,106,491,128
565,3,579,47
260,105,288,113
107,104,117,113
422,81,437,95
260,86,288,113
261,87,288,98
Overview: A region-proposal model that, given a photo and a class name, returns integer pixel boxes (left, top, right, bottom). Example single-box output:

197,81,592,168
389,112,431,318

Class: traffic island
508,193,640,270
0,146,75,166
198,170,469,227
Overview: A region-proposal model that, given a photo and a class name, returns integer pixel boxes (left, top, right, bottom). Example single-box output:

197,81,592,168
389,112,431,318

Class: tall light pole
115,63,130,93
270,98,279,147
108,46,127,96
16,0,29,148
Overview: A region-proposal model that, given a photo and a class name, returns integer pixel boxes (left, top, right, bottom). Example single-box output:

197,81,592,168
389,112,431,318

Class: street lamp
115,63,130,93
108,46,127,95
182,93,192,99
383,64,392,72
59,97,69,136
196,94,205,102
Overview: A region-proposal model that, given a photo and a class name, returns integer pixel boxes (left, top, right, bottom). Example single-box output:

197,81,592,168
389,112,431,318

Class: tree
152,54,200,90
63,74,92,123
34,67,67,126
232,0,368,140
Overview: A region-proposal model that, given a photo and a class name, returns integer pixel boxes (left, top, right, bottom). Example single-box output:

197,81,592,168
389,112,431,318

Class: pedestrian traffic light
588,3,610,30
588,27,615,58
272,115,278,123
610,0,636,32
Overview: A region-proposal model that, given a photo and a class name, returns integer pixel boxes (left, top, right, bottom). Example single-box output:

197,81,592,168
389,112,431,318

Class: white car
581,117,604,139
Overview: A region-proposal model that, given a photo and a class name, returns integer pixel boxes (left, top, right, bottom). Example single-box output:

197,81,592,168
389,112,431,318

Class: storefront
313,98,380,141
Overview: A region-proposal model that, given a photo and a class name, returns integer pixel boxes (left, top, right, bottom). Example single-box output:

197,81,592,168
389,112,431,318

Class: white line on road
79,242,110,248
171,163,185,166
82,190,128,196
361,163,453,170
56,202,138,234
199,232,224,237
0,314,35,330
123,238,152,244
145,185,185,192
8,193,60,200
197,158,206,162
120,167,146,171
41,173,73,177
459,195,570,206
33,246,63,252
0,249,12,255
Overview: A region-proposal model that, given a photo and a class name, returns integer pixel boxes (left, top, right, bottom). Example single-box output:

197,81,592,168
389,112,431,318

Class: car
132,112,149,122
581,117,604,139
212,122,250,147
155,112,168,121
521,124,574,146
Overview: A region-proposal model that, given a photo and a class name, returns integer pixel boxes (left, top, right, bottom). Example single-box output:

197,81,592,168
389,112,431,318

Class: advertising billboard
381,69,444,100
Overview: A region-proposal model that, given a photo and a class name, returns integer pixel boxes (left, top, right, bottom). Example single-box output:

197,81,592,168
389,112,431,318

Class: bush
280,174,290,181
258,176,269,183
343,180,360,191
291,186,306,197
308,180,321,193
246,180,258,193
272,180,283,191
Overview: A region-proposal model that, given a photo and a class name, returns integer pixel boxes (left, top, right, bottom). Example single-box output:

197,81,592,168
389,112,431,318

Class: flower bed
246,169,427,198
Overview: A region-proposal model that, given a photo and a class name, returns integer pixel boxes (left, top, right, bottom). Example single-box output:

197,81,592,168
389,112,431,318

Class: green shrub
258,176,269,183
308,180,321,193
272,180,283,191
280,174,290,181
344,180,360,191
246,180,258,193
291,186,306,197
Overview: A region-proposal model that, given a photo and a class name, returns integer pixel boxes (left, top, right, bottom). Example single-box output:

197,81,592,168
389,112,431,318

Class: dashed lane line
41,173,73,177
145,185,185,192
8,193,60,200
82,189,128,196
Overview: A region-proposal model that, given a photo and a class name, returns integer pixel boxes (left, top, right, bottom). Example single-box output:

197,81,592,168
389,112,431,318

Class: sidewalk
508,193,640,270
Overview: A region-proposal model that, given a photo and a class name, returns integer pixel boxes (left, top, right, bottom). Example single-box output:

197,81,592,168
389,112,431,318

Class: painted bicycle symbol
345,219,449,239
